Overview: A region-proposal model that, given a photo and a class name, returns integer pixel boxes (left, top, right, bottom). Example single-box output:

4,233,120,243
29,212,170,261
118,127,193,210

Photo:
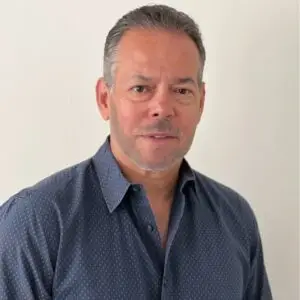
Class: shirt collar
92,136,196,213
178,158,197,193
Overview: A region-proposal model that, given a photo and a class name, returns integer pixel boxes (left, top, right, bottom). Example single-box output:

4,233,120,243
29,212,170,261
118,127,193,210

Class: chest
52,203,249,300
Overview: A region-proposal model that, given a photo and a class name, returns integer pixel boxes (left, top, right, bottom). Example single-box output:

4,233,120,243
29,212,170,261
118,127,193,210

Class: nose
149,90,175,119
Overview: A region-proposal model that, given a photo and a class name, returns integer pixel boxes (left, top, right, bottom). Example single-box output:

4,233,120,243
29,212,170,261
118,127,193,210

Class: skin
96,28,206,246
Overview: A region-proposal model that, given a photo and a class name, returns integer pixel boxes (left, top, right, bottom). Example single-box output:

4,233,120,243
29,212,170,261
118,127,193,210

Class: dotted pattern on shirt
0,137,273,300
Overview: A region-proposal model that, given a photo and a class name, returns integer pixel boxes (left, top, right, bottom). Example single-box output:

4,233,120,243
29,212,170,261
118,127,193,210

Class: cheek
118,103,144,134
181,122,197,137
179,111,200,132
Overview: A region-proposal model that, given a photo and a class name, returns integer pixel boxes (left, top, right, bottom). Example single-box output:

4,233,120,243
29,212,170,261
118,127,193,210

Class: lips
142,133,177,138
140,134,178,143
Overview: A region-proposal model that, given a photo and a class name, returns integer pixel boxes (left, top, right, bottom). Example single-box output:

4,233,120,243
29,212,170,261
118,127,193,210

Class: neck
120,161,181,200
110,140,181,201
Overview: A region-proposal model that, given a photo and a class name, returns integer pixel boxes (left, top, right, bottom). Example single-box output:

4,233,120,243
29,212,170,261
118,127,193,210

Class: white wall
0,0,298,298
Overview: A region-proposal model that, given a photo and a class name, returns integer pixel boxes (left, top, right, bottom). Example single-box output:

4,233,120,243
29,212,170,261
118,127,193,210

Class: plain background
0,0,298,298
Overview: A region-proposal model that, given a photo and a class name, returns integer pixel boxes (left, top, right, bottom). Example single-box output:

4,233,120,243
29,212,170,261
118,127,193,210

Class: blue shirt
0,137,272,299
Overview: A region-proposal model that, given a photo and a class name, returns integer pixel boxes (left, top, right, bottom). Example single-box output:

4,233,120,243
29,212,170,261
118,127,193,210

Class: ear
96,77,110,121
197,82,206,122
200,82,206,110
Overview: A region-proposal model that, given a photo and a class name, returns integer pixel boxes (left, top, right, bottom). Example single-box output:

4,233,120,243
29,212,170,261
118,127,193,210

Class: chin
136,164,173,172
133,156,179,172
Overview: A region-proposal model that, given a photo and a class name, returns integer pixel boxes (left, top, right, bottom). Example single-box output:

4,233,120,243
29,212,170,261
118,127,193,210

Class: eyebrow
131,74,153,82
131,74,197,86
172,77,197,87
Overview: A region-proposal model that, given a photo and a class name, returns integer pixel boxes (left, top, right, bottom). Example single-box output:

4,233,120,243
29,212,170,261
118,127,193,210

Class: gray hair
103,4,206,88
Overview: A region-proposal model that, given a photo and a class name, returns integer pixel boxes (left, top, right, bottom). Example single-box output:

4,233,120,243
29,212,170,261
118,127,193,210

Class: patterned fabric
0,136,272,299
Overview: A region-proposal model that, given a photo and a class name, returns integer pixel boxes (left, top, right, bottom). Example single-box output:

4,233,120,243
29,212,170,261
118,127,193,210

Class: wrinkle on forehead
114,28,201,85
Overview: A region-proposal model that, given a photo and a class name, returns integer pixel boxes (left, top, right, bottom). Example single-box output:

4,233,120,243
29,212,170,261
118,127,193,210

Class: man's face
97,28,205,171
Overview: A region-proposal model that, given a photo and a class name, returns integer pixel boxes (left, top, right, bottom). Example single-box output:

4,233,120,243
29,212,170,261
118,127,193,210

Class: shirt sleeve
0,192,58,300
243,215,273,300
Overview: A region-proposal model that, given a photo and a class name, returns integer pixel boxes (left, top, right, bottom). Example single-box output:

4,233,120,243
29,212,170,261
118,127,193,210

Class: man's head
96,5,206,172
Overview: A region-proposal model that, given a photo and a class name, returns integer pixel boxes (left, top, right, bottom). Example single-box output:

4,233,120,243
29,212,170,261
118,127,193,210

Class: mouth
146,136,175,139
140,133,178,142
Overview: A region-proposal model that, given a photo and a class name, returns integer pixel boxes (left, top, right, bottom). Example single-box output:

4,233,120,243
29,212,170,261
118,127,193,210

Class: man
0,4,272,299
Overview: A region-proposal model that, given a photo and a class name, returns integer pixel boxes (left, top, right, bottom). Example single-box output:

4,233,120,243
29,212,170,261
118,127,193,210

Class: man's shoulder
0,158,94,224
192,169,258,231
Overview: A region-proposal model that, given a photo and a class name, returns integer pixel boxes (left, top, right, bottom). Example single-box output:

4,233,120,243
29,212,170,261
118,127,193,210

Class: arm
0,193,58,300
244,217,273,299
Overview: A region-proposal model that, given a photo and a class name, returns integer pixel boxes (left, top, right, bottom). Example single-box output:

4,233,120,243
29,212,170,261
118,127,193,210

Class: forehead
114,28,201,82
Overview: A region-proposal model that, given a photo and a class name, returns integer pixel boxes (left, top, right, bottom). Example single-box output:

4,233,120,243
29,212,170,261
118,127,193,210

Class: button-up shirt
0,137,272,299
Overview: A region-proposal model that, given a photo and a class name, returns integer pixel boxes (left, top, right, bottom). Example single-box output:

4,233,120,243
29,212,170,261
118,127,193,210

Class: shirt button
132,185,140,192
147,224,154,232
163,277,168,287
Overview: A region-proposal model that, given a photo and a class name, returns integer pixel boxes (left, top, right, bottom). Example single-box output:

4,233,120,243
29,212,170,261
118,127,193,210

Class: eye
131,85,149,93
174,88,192,95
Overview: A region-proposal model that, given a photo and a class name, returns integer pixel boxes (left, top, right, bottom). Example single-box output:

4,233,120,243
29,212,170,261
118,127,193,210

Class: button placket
131,184,163,255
